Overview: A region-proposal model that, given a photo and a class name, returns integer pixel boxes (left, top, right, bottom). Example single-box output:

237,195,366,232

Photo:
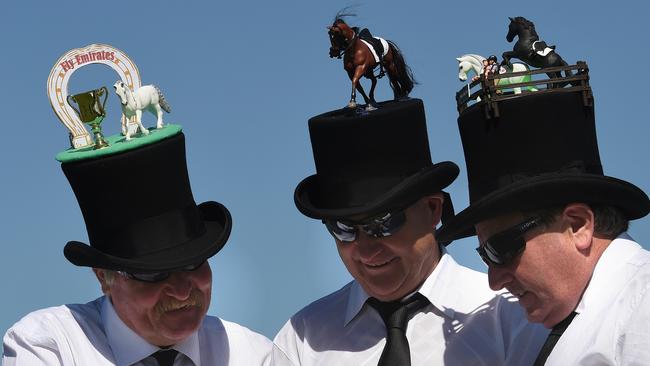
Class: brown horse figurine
328,17,415,109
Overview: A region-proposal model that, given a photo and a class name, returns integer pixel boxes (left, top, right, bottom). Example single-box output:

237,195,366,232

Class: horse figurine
327,11,415,109
456,54,537,95
502,16,573,86
113,81,171,140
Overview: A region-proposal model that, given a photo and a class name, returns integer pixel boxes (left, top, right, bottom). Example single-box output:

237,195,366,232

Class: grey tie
151,349,178,366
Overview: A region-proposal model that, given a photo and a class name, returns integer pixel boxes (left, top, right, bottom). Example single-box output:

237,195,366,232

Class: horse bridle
328,25,356,58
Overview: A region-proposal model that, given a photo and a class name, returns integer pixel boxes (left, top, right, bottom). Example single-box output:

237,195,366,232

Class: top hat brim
437,173,650,243
63,201,232,273
295,161,459,220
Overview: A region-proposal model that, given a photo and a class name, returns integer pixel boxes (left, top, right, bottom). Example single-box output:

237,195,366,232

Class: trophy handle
66,94,81,117
98,86,109,110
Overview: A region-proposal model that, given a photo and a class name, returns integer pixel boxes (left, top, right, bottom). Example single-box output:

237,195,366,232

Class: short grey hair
97,268,117,286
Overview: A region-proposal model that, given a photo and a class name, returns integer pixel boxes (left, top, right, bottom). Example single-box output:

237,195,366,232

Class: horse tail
386,40,416,99
154,85,172,113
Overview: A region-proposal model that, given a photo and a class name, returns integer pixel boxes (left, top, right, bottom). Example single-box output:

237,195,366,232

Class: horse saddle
532,40,555,57
358,28,387,62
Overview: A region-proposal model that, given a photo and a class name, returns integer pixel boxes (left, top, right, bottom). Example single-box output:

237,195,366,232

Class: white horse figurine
113,81,172,140
456,54,537,95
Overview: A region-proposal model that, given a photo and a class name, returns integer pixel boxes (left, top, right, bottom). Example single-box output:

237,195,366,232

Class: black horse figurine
327,11,415,109
502,17,573,87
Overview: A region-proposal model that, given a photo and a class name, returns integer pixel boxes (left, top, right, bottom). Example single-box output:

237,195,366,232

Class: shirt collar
101,296,201,366
343,245,459,326
575,232,640,314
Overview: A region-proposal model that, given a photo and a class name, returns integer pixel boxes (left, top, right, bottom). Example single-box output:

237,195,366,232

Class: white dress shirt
2,296,271,366
272,249,548,365
545,233,650,365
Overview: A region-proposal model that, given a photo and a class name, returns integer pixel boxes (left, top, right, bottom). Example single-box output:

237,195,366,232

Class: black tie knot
151,349,179,366
368,292,429,326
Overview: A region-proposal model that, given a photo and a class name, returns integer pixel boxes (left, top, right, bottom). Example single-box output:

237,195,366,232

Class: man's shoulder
290,281,354,322
4,298,104,345
201,315,271,347
439,255,505,299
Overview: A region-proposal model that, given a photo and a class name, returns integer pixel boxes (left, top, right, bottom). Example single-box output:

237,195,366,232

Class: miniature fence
456,61,593,119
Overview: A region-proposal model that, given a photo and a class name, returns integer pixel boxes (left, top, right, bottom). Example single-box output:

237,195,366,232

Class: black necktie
367,293,429,366
151,349,179,366
533,312,577,366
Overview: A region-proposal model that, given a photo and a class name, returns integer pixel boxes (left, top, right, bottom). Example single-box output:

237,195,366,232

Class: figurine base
56,124,182,163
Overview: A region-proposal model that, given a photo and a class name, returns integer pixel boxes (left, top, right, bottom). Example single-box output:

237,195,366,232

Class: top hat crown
62,131,232,273
438,90,650,242
294,99,459,222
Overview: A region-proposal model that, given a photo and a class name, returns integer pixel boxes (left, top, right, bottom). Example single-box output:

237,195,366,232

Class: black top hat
294,99,459,224
438,91,650,242
62,131,232,273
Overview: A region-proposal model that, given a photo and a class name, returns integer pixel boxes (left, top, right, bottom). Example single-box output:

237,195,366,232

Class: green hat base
56,124,182,163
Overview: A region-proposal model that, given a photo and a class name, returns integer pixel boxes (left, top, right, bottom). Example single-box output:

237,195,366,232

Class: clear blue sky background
1,1,648,340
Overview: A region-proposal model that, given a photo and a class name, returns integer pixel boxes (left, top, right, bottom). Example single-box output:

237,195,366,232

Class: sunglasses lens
125,261,206,283
324,220,357,242
130,272,171,282
362,211,406,237
478,218,539,266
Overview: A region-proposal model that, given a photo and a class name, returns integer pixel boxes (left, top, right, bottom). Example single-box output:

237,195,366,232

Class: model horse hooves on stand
502,16,572,88
113,81,172,140
327,11,415,109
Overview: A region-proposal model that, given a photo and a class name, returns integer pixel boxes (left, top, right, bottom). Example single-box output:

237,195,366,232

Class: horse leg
347,69,358,108
121,115,127,136
367,75,378,109
511,76,522,94
348,65,366,108
135,109,149,136
154,104,164,129
501,51,515,67
123,115,132,140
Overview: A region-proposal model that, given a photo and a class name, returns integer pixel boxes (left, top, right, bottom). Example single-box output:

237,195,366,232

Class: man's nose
487,265,511,291
164,272,193,300
354,231,385,260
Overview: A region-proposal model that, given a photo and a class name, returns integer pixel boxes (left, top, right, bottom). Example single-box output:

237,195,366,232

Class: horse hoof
141,129,150,135
348,102,357,108
366,105,377,112
157,124,164,129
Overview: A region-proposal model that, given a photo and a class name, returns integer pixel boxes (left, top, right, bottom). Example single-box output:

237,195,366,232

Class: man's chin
158,307,205,338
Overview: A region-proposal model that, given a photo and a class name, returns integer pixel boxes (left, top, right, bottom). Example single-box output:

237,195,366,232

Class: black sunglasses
117,261,206,283
322,210,407,243
476,217,540,266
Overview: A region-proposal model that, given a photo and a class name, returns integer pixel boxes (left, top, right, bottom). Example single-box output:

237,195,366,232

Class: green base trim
56,124,182,163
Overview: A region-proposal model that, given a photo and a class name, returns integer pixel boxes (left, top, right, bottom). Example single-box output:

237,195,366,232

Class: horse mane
460,54,486,63
513,16,535,31
332,6,357,24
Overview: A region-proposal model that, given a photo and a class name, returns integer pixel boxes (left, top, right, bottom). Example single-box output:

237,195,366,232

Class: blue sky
1,0,648,339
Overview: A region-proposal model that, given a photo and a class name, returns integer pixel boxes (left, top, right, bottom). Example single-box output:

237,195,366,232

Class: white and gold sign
47,44,142,149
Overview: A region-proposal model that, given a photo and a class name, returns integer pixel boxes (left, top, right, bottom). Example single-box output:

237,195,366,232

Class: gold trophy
67,87,110,149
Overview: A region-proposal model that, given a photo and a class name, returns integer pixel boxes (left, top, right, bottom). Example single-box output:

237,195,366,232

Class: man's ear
562,203,595,251
424,193,444,228
93,268,111,295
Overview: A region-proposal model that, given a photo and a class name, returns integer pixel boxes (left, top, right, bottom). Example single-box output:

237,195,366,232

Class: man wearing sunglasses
438,87,650,365
3,131,272,365
272,99,547,365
